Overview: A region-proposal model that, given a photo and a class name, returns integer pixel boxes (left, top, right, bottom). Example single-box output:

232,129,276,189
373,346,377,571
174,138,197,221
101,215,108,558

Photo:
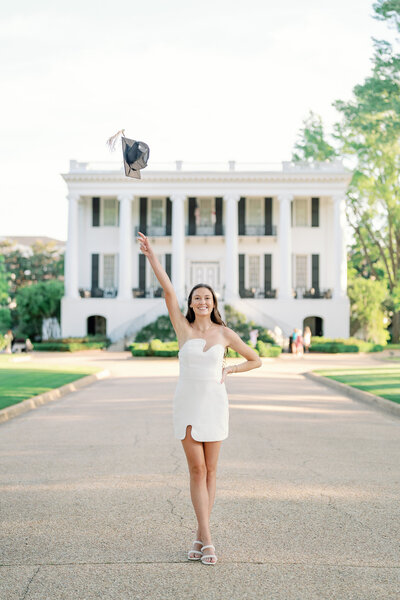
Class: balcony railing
132,287,165,298
294,288,332,299
242,225,277,236
239,288,277,299
79,287,118,298
185,225,225,236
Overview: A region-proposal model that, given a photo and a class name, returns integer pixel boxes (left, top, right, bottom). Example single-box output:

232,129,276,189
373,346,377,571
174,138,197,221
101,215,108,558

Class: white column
65,193,80,299
278,194,293,300
333,194,347,298
117,194,133,299
223,193,240,302
171,194,186,305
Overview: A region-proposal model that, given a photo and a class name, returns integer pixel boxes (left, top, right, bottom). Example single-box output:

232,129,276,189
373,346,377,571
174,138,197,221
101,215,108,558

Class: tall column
171,194,186,305
278,194,293,300
117,194,133,299
65,193,80,299
333,194,347,298
224,193,240,302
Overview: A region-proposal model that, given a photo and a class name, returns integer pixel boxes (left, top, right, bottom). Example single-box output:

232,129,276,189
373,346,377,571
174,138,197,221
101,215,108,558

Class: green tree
0,255,9,306
15,280,64,339
292,110,338,162
347,269,389,344
0,240,64,299
332,5,400,341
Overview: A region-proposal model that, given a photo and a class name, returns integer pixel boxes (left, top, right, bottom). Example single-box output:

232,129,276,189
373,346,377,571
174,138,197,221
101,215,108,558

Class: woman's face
190,287,214,317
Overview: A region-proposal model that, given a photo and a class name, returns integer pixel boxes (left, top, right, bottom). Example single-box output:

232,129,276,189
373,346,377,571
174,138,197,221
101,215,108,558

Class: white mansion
61,159,351,342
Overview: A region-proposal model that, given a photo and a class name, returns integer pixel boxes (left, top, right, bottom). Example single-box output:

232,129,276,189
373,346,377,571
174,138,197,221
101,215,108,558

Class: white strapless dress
173,338,229,442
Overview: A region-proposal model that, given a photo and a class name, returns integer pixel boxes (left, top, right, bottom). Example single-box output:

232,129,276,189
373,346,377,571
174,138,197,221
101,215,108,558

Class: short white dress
173,338,229,442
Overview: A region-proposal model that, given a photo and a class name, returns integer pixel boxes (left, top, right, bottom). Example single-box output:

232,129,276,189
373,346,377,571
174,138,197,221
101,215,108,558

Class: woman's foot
200,542,217,564
188,539,203,560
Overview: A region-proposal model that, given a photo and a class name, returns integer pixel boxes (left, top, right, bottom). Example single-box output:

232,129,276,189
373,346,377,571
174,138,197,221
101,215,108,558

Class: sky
0,0,392,241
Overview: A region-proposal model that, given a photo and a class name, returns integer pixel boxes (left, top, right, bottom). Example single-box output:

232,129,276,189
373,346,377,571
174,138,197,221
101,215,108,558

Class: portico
62,160,351,341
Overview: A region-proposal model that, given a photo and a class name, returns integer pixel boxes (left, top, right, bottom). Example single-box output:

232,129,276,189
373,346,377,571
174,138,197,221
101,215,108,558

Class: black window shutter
91,254,99,290
238,197,246,235
311,197,319,227
165,253,172,280
312,254,319,290
188,197,196,235
92,198,100,227
139,254,146,291
264,197,272,235
239,254,245,294
166,198,172,235
264,254,272,292
139,198,147,234
215,197,223,235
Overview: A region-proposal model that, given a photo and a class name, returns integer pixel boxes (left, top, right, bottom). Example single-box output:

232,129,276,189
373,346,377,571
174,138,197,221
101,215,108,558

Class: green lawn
0,359,100,410
315,367,400,404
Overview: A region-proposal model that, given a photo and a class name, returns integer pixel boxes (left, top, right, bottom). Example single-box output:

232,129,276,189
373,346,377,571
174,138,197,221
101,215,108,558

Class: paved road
1,353,399,599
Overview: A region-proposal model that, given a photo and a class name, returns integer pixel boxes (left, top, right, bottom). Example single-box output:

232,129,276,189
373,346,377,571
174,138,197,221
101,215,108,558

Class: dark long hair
185,283,226,326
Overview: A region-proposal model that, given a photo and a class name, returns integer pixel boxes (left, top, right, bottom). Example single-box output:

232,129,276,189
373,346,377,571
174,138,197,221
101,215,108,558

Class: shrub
256,340,282,357
130,342,149,356
0,333,7,351
224,305,277,344
0,307,12,334
309,337,385,353
135,315,176,342
33,336,110,352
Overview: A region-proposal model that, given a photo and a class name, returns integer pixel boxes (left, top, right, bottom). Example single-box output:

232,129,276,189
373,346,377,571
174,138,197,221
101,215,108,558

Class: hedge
309,337,384,354
131,339,282,358
33,336,110,352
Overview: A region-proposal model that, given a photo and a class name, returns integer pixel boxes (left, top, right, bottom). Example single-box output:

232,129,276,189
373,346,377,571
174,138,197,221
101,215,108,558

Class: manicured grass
315,367,400,404
0,361,100,410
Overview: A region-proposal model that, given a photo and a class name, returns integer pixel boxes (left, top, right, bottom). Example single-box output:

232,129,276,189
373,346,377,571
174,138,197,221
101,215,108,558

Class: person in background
295,329,304,357
303,326,311,353
291,328,298,355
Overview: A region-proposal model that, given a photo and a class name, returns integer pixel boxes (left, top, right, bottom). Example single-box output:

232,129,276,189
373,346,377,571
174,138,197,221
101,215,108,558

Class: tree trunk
392,311,400,343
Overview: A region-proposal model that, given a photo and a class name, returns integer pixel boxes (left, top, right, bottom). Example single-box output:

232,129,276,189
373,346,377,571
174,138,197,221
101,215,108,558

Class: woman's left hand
221,366,235,383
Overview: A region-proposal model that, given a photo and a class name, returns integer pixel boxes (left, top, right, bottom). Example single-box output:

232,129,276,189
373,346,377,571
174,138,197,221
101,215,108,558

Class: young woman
137,232,262,565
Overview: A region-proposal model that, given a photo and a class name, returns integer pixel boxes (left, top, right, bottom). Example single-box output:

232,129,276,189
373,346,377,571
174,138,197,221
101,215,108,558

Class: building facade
61,160,351,342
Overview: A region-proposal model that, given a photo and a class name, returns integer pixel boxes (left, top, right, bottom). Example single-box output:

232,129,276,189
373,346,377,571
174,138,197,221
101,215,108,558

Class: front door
190,261,220,294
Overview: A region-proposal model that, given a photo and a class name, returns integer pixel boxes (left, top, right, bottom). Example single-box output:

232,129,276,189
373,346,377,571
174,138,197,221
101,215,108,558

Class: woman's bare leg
181,426,222,563
181,426,211,554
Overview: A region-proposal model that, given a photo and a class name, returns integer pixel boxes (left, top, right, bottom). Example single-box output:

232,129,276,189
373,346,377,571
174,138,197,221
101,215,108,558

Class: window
248,198,262,225
196,198,214,226
295,255,308,289
150,199,163,227
294,199,308,227
103,199,118,226
149,255,162,289
103,254,116,288
248,255,260,289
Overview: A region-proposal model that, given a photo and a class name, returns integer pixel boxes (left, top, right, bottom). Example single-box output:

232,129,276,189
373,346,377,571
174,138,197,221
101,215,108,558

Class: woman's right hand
137,232,154,258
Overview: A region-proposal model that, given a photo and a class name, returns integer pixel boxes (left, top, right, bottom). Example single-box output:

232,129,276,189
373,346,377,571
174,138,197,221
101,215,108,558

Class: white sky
0,0,391,241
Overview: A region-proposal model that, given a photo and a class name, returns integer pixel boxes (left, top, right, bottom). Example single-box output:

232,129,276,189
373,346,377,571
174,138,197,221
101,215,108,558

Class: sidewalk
0,353,399,599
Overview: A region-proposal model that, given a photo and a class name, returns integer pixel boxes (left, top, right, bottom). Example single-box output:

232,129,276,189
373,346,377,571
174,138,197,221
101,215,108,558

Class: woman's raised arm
137,232,187,334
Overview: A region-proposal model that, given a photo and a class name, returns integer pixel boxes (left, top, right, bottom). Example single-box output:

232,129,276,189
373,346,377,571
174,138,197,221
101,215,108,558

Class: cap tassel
106,129,125,152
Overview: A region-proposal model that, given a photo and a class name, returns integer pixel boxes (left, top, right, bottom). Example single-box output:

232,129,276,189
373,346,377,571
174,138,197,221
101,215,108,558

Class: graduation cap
106,129,150,179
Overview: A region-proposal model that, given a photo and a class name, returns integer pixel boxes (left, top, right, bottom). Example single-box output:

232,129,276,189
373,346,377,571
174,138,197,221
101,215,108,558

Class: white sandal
200,544,218,565
187,539,203,560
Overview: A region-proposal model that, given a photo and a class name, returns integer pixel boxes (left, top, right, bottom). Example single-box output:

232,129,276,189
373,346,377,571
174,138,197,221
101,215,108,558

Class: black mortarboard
106,129,150,179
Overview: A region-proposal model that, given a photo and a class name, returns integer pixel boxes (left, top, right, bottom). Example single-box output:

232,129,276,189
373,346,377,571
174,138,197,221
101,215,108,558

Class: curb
304,371,400,418
0,369,110,425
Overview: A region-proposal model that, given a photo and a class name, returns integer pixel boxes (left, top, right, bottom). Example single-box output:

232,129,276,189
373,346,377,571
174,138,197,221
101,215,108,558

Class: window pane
199,198,213,226
103,254,115,288
151,199,163,227
103,199,117,226
295,255,307,288
248,255,260,288
150,255,162,288
295,199,308,226
248,198,262,224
